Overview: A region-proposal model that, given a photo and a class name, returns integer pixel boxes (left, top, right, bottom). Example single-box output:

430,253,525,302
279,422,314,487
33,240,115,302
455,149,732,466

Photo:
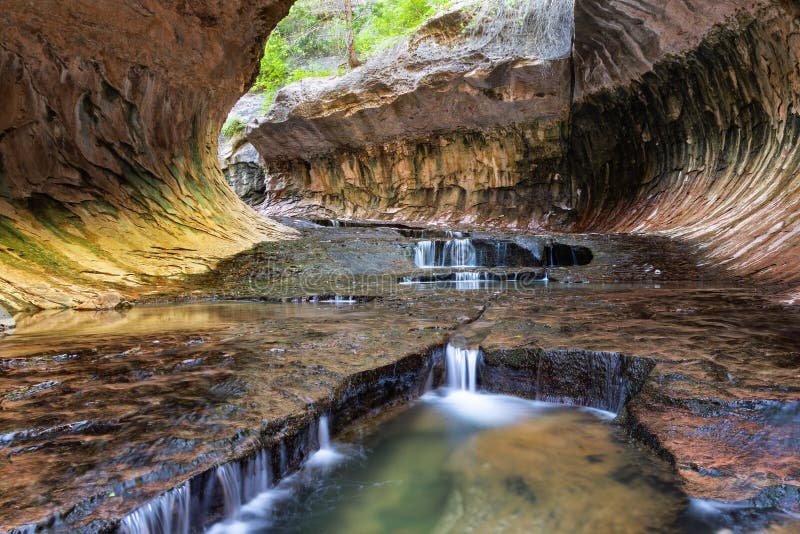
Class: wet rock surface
476,287,800,508
148,221,718,303
0,225,798,532
241,0,800,300
0,298,483,531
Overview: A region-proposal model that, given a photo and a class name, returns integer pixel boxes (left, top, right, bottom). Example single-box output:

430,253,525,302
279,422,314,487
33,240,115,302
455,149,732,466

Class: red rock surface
246,0,800,298
0,0,296,312
570,0,800,301
475,286,800,506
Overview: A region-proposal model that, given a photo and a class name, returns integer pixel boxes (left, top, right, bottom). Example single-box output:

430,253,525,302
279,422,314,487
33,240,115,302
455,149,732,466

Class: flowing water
205,344,716,534
414,239,477,268
4,229,797,534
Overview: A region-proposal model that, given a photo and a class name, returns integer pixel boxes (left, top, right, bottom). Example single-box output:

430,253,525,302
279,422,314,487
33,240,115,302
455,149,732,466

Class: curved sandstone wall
0,0,296,312
570,0,800,297
247,0,800,295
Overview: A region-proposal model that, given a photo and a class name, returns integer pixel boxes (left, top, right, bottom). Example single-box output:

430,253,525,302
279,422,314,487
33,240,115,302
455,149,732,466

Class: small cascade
318,415,331,450
120,481,191,534
120,448,275,534
414,238,477,268
495,241,508,267
242,449,272,503
444,238,476,267
414,240,437,268
307,415,343,467
216,463,243,517
210,448,274,521
446,342,481,392
319,295,357,304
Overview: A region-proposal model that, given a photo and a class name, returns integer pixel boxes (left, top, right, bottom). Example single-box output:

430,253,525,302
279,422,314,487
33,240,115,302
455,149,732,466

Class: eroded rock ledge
246,0,800,295
0,1,297,312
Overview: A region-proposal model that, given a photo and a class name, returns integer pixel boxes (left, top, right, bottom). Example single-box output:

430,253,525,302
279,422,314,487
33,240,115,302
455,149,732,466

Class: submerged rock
75,291,124,311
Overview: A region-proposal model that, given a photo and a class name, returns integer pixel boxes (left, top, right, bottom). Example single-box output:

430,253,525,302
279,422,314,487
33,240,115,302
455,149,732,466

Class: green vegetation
253,0,451,110
354,0,449,55
221,117,247,138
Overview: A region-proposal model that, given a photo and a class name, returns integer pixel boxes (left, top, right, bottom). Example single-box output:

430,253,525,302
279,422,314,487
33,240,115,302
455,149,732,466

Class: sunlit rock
0,0,297,312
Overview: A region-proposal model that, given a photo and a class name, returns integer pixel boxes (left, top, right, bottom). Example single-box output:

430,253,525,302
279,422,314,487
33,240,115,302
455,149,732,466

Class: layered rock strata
570,0,800,298
246,0,800,294
0,0,296,312
246,2,576,224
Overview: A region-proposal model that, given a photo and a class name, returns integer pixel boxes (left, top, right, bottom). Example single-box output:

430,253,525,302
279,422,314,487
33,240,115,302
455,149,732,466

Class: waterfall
495,241,508,267
120,449,275,534
320,295,357,304
120,481,191,534
318,415,331,450
306,414,343,467
216,463,243,517
414,240,437,268
414,238,475,268
446,343,481,392
443,238,476,267
242,450,272,502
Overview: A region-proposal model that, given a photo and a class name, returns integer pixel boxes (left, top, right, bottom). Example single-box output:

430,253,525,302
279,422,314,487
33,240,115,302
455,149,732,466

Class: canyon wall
247,2,578,226
570,0,800,297
246,0,800,294
0,0,296,312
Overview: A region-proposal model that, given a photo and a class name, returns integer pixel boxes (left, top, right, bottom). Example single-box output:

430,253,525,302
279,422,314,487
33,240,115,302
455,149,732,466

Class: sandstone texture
475,287,800,509
246,1,576,224
0,0,297,313
570,0,800,298
245,0,800,295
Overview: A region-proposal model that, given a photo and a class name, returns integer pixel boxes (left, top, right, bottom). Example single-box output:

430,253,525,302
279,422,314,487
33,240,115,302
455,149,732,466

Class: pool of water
208,389,714,534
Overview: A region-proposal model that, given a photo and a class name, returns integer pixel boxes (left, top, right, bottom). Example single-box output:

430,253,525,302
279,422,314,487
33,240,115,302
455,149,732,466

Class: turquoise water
208,389,713,534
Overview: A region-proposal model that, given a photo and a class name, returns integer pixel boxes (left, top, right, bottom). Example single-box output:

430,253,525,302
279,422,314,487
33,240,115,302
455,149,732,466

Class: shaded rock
244,0,800,296
0,303,14,334
219,137,267,204
246,1,575,223
569,0,800,294
218,92,269,203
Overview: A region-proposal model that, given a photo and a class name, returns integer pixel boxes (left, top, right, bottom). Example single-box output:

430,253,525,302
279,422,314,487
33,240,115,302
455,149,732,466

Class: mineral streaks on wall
0,0,297,312
570,0,800,295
